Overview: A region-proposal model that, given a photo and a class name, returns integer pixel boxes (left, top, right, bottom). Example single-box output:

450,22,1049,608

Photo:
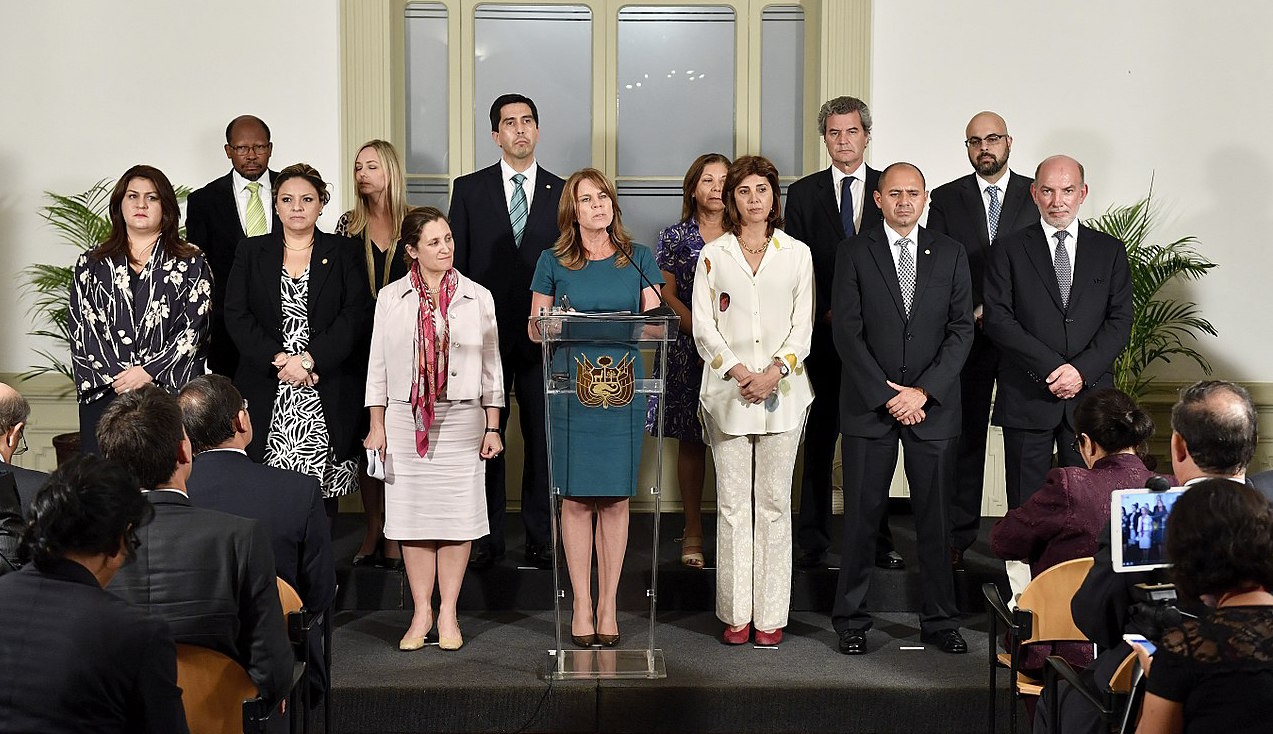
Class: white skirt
383,399,489,541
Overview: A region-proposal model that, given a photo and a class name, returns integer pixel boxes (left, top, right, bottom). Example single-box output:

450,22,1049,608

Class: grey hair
817,96,873,136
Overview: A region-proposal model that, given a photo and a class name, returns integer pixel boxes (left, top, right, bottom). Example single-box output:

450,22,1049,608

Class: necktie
897,237,916,318
840,176,856,237
245,181,267,237
510,173,528,248
1053,230,1072,309
986,185,1001,240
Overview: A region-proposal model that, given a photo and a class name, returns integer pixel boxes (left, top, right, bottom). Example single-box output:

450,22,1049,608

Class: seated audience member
180,374,335,698
990,388,1156,673
1040,380,1259,733
1132,479,1273,733
0,382,48,510
99,385,294,704
992,388,1157,577
0,456,189,733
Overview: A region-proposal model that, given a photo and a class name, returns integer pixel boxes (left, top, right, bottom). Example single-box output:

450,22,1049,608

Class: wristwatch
773,358,791,378
301,356,314,373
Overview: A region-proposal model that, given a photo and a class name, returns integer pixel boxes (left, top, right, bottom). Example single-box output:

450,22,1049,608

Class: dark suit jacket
983,223,1133,429
2,461,48,511
108,491,294,701
785,166,883,323
186,450,335,612
1251,469,1273,504
224,230,374,462
186,171,282,375
0,558,188,733
831,224,974,440
449,162,565,352
926,170,1037,306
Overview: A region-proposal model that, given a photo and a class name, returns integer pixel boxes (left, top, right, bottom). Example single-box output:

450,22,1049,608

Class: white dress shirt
830,162,867,234
231,169,273,235
500,158,538,212
692,229,815,435
1041,218,1080,273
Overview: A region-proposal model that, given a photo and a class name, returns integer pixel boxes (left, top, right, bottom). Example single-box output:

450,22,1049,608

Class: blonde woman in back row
335,139,411,570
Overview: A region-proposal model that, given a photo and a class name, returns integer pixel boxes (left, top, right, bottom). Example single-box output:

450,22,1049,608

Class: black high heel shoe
571,633,597,648
596,632,620,647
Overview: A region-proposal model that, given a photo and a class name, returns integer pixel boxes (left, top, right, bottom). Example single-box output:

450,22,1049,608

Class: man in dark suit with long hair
186,114,281,377
926,112,1040,567
785,95,900,571
983,155,1133,510
448,94,564,569
830,162,973,656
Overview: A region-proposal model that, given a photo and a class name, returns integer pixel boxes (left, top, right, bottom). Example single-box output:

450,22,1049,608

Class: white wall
869,1,1273,384
0,0,342,374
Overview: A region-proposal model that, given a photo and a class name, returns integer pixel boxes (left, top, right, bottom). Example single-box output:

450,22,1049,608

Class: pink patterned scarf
408,262,458,456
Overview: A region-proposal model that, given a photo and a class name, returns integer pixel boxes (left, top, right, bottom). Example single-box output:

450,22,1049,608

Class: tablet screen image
1110,486,1186,573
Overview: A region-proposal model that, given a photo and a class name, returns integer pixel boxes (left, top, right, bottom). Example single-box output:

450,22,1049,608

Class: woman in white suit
693,155,814,647
365,206,505,652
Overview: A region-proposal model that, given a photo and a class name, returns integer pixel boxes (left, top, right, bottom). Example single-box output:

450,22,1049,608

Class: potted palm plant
1083,185,1217,401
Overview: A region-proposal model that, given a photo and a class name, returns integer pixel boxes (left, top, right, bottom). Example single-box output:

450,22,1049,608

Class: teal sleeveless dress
530,246,663,497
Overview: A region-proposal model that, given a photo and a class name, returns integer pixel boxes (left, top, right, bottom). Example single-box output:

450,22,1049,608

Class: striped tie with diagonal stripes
245,181,267,237
510,173,528,248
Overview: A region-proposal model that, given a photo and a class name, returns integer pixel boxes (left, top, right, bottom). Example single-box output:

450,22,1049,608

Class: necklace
283,237,314,252
739,234,770,255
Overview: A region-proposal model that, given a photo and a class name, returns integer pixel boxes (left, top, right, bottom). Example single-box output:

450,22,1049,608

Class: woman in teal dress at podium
529,168,663,648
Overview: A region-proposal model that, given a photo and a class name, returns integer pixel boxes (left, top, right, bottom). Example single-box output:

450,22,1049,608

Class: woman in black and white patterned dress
225,164,374,509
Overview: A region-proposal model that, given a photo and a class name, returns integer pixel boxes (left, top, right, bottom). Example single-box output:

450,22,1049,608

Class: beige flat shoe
438,632,464,651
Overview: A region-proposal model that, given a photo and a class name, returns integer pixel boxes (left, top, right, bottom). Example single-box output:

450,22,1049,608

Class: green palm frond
1085,181,1217,400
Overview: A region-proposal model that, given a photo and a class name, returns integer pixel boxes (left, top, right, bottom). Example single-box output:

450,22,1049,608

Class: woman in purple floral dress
646,153,729,567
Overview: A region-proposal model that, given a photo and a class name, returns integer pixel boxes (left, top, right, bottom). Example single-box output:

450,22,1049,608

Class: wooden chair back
277,577,303,617
1016,557,1095,645
175,644,257,734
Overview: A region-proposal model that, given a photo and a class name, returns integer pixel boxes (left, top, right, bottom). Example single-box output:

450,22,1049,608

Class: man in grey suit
0,382,48,510
926,112,1039,567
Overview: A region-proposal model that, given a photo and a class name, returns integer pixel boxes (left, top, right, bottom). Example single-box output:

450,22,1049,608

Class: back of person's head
0,382,30,433
97,386,185,491
178,375,244,454
22,455,151,569
1073,388,1154,453
1170,380,1257,476
1167,478,1273,601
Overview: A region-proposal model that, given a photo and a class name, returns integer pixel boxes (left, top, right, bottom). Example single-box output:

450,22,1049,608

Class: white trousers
705,418,803,630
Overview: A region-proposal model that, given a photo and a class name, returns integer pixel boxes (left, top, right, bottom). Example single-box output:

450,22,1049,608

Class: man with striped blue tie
926,112,1039,569
449,94,564,570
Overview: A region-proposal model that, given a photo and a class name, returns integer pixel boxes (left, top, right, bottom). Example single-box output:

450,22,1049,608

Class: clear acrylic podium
535,310,677,680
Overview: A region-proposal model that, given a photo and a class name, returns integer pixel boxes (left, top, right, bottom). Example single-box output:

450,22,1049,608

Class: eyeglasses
1071,434,1088,455
964,134,1007,148
13,431,27,456
229,144,271,155
126,525,142,552
242,398,250,412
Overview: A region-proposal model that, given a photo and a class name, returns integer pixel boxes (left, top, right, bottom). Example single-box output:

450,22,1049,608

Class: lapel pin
924,249,930,255
322,258,328,265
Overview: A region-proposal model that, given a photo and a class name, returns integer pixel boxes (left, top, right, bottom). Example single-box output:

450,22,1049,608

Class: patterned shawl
407,262,458,456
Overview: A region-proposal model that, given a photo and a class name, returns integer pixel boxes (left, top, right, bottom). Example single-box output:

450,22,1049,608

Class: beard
973,150,1008,177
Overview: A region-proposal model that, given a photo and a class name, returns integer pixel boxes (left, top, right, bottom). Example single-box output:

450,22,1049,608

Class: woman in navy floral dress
70,165,212,455
645,153,730,567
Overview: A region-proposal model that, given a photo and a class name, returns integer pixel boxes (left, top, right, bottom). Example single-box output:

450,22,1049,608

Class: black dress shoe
524,542,553,569
837,628,868,655
795,550,827,569
875,550,905,570
468,545,496,570
921,628,968,654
